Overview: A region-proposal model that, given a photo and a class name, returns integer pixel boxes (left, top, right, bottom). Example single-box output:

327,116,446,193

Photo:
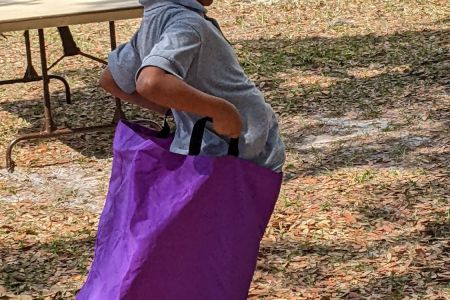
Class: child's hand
212,101,243,138
136,67,242,137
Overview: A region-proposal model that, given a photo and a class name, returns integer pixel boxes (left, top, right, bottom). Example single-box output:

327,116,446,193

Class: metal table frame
2,23,127,172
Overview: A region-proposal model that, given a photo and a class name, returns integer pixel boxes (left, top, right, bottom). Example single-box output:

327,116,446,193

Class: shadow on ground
0,235,94,296
236,28,449,116
256,216,449,298
1,28,448,170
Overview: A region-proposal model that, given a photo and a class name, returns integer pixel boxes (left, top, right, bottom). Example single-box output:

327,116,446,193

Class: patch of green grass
284,163,296,172
2,186,18,195
399,111,417,126
42,239,67,255
355,169,376,184
24,228,38,235
382,122,403,132
359,103,382,119
320,200,332,211
281,193,302,208
234,15,245,27
390,143,409,161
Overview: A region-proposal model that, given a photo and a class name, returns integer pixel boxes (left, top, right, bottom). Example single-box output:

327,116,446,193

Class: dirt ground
0,0,449,299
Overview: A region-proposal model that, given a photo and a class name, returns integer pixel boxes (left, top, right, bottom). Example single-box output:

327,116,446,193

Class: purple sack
77,118,282,300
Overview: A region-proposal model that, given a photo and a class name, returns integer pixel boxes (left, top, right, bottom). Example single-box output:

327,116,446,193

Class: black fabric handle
189,117,239,157
156,110,172,138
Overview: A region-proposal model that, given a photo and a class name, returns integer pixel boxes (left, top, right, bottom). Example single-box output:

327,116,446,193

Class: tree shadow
0,236,94,296
256,223,448,298
237,28,449,78
0,95,116,160
283,134,448,181
236,28,449,117
239,27,449,187
0,28,448,171
362,171,447,208
422,219,450,239
0,67,161,162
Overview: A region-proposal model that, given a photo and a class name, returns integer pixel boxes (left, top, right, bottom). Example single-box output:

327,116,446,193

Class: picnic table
0,0,149,172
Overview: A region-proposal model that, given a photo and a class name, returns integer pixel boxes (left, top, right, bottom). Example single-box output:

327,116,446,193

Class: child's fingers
213,122,241,138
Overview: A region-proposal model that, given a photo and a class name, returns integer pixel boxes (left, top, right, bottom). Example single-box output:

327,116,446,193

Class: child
99,0,285,171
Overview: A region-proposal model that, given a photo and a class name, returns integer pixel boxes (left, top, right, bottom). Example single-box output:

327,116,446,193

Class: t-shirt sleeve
108,32,141,94
139,23,201,80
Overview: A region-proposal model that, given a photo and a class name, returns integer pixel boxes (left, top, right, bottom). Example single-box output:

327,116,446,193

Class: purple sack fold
77,120,282,300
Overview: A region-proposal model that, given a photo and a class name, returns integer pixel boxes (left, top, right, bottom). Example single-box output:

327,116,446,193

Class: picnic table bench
0,0,151,172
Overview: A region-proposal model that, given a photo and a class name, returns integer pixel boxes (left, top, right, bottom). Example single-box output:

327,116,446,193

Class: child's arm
99,68,169,116
136,66,242,138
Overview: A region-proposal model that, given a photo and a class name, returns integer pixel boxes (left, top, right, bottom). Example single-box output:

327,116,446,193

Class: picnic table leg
5,29,50,171
38,29,56,134
55,26,107,66
5,27,120,172
0,31,72,104
23,30,39,79
6,29,56,172
109,21,126,123
5,25,160,172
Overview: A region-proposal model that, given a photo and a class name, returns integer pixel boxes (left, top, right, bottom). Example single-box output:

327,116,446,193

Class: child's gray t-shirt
108,0,285,171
